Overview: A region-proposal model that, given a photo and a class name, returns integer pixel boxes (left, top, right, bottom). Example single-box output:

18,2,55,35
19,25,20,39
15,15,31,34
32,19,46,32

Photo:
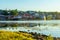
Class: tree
47,15,53,20
2,10,8,15
10,9,18,16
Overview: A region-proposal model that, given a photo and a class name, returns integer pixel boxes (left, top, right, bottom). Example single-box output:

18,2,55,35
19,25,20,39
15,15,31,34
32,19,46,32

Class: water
0,20,60,37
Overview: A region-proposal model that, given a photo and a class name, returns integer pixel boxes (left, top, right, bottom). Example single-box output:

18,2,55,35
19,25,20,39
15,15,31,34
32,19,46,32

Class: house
0,10,11,20
22,13,35,20
51,15,56,20
13,15,22,20
14,15,22,19
26,11,36,14
55,14,60,20
34,13,39,17
0,15,6,20
5,15,14,20
0,10,4,15
18,11,25,15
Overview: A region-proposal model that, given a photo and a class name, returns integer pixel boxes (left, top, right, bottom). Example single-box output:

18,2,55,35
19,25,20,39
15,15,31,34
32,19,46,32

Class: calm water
0,20,60,37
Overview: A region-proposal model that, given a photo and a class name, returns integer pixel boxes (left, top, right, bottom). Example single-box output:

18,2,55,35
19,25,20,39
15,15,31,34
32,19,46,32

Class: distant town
0,9,60,20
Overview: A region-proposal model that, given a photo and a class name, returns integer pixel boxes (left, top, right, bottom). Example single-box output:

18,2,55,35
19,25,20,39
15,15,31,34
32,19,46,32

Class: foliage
0,31,35,40
10,9,18,16
47,15,53,20
11,23,18,27
47,34,54,40
3,24,8,27
2,10,8,15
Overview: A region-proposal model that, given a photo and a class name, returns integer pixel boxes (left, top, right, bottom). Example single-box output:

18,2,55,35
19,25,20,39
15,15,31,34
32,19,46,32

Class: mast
44,16,46,21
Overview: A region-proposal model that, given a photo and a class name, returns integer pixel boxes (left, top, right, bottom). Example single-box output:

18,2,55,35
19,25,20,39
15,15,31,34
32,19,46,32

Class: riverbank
0,30,60,40
0,26,60,37
0,30,35,40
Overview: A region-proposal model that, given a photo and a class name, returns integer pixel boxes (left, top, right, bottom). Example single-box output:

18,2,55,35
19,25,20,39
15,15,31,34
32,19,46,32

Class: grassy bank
0,30,35,40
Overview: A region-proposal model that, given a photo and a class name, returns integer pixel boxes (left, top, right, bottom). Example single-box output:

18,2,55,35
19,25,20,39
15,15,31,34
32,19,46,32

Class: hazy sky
0,0,60,11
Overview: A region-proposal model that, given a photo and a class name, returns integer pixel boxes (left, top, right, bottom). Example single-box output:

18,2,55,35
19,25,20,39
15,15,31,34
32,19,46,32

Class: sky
0,0,60,12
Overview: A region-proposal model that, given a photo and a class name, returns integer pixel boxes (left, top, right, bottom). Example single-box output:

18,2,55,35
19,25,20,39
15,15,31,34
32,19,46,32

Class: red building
22,13,35,20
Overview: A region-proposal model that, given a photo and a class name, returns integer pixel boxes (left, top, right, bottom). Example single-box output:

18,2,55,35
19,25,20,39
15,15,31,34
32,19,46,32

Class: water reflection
0,20,60,37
